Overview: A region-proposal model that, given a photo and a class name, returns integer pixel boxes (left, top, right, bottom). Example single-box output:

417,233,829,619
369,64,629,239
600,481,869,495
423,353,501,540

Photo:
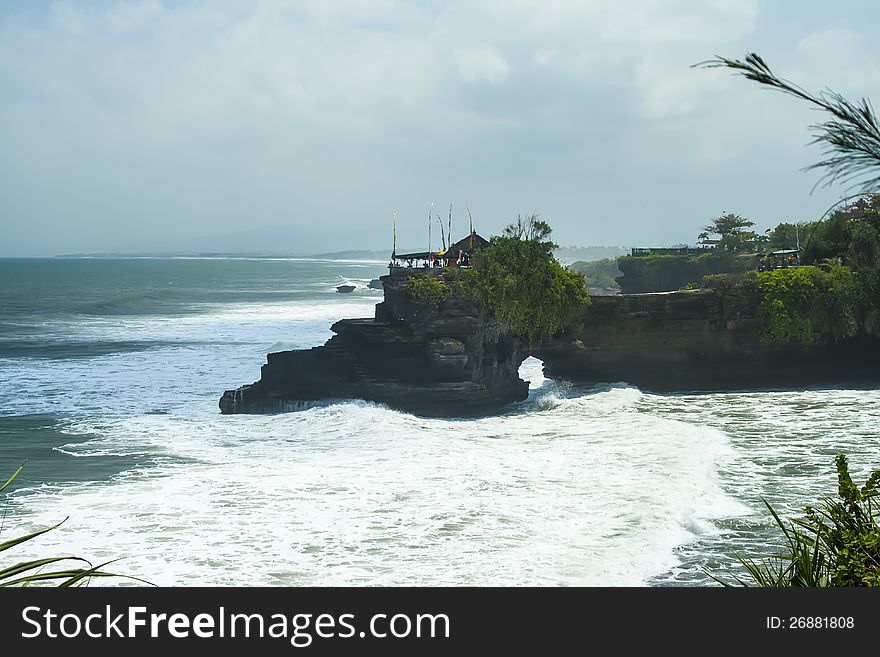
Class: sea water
1,257,878,586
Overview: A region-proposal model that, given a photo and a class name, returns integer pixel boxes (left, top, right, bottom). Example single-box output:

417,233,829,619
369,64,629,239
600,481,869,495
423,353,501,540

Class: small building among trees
392,231,490,272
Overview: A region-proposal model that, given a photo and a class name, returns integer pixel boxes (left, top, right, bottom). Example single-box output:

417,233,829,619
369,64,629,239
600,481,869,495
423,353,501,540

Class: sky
2,0,880,255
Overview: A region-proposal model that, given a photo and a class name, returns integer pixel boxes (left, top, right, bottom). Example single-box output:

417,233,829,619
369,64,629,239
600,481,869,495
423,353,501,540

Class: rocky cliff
221,279,880,417
219,274,529,416
537,288,880,390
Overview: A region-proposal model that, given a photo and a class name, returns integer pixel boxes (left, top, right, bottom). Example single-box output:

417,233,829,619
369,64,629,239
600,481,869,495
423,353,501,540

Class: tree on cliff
455,214,590,344
704,211,758,252
696,53,880,194
502,213,554,242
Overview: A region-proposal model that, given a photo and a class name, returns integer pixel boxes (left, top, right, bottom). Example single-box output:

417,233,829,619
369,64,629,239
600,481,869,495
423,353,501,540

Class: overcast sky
2,1,880,255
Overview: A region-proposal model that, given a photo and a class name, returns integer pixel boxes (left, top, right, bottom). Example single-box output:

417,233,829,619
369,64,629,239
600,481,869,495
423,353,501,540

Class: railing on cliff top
388,264,480,277
388,265,445,277
629,247,716,257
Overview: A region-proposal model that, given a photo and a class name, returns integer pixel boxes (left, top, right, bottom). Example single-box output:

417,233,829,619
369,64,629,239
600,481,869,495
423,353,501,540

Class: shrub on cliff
477,216,590,343
405,216,589,340
569,258,622,294
715,455,880,587
404,274,450,307
440,215,591,342
700,272,756,293
754,265,862,343
617,252,756,293
755,268,820,343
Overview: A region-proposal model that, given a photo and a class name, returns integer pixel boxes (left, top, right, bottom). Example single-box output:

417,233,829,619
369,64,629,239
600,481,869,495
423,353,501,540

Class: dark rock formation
220,274,529,416
536,288,880,390
221,279,880,417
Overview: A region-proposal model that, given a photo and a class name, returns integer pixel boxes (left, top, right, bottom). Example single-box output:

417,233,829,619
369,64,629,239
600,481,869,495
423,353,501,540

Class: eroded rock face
220,282,880,417
219,274,530,416
536,288,880,390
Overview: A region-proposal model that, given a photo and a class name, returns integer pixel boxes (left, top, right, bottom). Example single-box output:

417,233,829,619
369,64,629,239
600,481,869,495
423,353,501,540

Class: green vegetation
677,192,880,345
704,211,760,253
801,196,880,265
754,267,823,343
477,217,590,343
617,252,756,293
766,222,806,251
694,199,880,344
715,455,879,587
568,258,621,294
699,272,753,293
702,265,864,344
403,215,591,343
1,463,145,587
404,274,450,307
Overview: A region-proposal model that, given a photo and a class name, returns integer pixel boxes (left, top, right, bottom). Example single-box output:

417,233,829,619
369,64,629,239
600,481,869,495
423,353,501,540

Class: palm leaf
0,518,68,553
1,462,25,494
695,53,880,194
0,556,89,581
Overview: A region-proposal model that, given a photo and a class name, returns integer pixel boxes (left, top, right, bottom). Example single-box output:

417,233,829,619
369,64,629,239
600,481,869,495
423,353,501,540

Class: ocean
1,257,878,586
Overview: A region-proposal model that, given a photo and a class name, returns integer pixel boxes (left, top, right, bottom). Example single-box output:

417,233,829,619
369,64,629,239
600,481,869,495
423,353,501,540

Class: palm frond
695,53,880,194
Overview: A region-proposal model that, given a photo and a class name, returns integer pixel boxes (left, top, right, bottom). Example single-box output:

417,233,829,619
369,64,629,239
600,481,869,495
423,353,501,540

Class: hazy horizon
3,1,879,256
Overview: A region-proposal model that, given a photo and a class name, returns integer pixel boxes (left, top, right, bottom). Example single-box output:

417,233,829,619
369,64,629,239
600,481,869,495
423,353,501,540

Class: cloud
793,27,880,94
107,0,164,33
1,0,878,254
455,45,510,84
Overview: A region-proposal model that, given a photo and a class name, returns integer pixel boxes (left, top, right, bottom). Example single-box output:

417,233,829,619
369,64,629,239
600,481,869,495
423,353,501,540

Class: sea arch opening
518,355,548,391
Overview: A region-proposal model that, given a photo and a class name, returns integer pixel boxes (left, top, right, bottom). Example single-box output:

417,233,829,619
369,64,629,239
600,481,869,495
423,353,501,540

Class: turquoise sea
1,257,878,585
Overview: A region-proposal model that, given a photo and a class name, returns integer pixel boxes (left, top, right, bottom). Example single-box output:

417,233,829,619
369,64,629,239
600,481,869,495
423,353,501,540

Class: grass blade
0,518,67,553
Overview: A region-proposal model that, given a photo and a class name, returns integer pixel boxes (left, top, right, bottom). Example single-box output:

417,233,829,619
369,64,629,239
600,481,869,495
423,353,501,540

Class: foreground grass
714,455,879,587
1,462,150,587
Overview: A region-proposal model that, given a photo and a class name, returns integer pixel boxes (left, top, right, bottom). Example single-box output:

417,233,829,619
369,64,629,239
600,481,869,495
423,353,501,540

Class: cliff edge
537,287,880,390
219,273,529,416
221,278,880,417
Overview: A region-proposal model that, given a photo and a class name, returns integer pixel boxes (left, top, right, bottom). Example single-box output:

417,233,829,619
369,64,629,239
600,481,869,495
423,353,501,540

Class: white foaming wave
68,300,379,342
0,298,380,418
11,299,379,348
635,387,880,521
10,392,746,586
198,300,378,323
531,383,644,416
518,356,546,390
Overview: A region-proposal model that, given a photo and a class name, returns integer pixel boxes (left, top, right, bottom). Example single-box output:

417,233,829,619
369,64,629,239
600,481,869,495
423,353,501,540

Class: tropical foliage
715,455,879,587
752,265,862,343
753,267,822,343
404,274,450,307
765,222,806,252
477,218,590,343
617,252,756,294
403,215,590,342
1,463,144,587
568,257,622,294
704,211,759,253
697,52,880,194
800,195,880,266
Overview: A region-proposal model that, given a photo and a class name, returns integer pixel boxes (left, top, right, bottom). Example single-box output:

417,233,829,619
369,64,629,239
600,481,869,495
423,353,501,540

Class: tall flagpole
392,211,397,258
448,203,453,250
